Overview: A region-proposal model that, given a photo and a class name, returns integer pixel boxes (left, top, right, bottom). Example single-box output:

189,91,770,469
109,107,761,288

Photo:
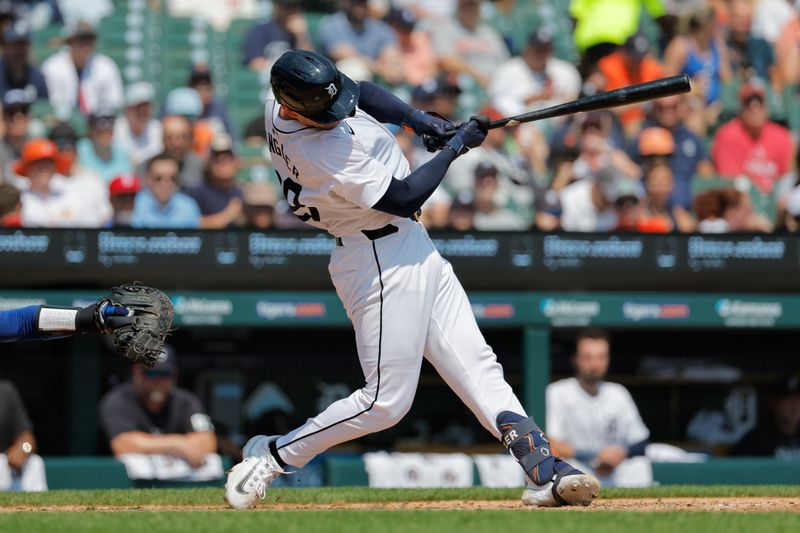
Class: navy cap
386,7,416,30
623,33,650,60
412,75,461,101
527,28,553,48
2,88,33,109
3,20,30,43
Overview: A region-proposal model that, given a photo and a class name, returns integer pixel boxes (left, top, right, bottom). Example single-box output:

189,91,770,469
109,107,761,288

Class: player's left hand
594,445,628,470
403,110,455,152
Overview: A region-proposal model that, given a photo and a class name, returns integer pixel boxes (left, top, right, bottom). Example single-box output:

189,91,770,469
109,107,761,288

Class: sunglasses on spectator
151,174,178,183
743,96,765,107
3,106,30,117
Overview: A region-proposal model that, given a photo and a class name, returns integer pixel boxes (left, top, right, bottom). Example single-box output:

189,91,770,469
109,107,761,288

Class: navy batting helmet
270,50,359,125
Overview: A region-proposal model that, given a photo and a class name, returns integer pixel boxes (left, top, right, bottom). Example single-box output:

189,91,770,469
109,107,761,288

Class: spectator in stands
559,166,619,232
488,28,581,118
0,380,47,491
132,152,201,229
318,0,403,84
776,3,800,85
99,347,218,470
445,106,535,219
472,162,527,230
410,75,461,121
114,82,163,169
570,0,666,75
0,2,13,38
712,81,793,196
693,188,768,233
15,138,111,227
555,112,640,190
243,0,313,73
640,95,713,210
241,181,277,229
385,7,438,86
725,0,774,82
610,178,647,232
187,65,237,143
0,20,48,101
733,376,800,458
42,19,123,118
188,133,244,229
0,89,31,160
448,191,476,230
640,160,695,233
108,174,141,228
547,328,652,487
663,8,731,112
392,0,456,22
47,121,85,177
148,114,204,190
0,183,21,226
432,0,510,88
752,0,795,44
598,33,665,135
76,109,132,182
163,87,214,159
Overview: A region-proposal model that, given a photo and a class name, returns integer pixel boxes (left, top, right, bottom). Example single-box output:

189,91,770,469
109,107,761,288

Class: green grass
1,485,800,507
0,510,798,533
1,486,798,533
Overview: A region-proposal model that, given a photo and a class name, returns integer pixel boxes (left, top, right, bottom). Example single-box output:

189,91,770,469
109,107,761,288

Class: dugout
2,228,799,487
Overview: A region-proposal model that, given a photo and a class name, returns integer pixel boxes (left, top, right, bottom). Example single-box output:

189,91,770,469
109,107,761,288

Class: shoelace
252,461,283,500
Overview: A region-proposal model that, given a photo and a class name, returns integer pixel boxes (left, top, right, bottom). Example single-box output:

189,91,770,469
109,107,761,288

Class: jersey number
277,172,321,222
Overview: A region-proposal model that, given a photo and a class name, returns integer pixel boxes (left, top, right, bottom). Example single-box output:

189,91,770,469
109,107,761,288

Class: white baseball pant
274,218,526,467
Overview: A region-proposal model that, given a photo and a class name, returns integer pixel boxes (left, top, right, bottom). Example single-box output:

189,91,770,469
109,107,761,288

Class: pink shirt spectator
712,118,793,194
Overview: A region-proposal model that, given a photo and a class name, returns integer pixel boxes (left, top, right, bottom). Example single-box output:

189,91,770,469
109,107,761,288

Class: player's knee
369,394,414,428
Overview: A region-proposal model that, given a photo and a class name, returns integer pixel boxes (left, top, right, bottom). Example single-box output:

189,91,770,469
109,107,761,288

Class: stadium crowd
0,0,799,233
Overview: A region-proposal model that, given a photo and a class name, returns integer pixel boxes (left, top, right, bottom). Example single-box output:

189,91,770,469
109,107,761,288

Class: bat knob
469,115,490,133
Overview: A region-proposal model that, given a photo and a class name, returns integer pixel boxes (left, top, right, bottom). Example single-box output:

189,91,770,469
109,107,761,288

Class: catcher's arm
0,283,173,369
0,302,130,342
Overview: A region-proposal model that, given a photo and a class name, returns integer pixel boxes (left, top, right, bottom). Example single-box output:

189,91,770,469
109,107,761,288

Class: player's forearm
372,148,458,217
186,431,218,454
357,81,416,126
110,432,199,457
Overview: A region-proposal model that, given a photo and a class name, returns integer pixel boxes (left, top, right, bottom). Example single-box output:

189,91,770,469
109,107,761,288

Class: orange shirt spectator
598,34,664,130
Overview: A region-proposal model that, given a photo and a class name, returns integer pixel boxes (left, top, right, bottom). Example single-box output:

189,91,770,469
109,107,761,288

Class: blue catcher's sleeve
0,306,41,342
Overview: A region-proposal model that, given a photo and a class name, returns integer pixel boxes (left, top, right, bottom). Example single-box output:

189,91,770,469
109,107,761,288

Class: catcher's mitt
104,283,174,368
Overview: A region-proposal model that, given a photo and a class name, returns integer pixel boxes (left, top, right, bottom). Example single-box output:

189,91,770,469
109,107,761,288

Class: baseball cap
89,108,117,130
610,178,645,204
739,80,767,104
474,160,498,179
164,87,203,119
64,19,97,41
188,65,213,87
386,7,416,30
141,343,178,376
209,132,235,156
623,33,651,60
411,75,461,102
243,182,277,207
769,375,800,398
48,122,79,150
527,28,554,49
638,127,675,157
125,82,155,107
3,20,30,43
0,0,14,21
109,174,142,197
2,88,33,111
13,138,59,177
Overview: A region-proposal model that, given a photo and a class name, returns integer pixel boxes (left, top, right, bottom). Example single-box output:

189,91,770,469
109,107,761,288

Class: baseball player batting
225,50,600,509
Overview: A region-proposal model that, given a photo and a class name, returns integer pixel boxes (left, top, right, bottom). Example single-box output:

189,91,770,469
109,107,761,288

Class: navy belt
335,212,420,247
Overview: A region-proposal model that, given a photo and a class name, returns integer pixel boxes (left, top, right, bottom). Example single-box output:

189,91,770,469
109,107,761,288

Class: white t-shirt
21,174,112,228
559,179,617,232
113,116,164,169
546,378,650,453
488,56,582,117
264,92,407,237
42,50,124,119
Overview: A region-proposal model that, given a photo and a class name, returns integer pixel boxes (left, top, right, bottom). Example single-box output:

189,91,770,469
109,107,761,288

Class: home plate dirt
2,498,799,513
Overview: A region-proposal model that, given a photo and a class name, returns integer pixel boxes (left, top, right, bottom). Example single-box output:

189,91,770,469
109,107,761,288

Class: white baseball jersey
261,91,527,470
546,378,649,453
264,90,408,237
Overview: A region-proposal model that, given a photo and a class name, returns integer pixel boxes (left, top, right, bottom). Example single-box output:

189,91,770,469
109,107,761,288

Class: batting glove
445,118,487,157
403,110,455,152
